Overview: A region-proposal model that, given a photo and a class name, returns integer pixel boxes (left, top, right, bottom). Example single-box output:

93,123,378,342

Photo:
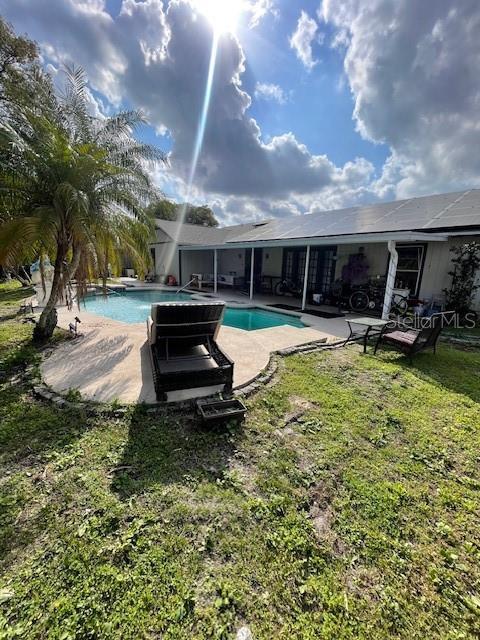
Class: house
149,188,480,316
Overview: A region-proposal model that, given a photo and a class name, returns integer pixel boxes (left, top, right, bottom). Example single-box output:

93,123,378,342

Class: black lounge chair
374,311,455,360
147,301,234,401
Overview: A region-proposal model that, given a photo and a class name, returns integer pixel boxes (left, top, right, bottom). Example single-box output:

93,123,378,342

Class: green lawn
1,281,479,639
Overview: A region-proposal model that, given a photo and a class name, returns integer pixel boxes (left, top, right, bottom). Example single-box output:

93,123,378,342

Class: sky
2,0,480,225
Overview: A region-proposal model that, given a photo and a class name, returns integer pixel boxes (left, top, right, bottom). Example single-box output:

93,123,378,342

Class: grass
0,280,35,308
1,281,480,639
444,325,480,340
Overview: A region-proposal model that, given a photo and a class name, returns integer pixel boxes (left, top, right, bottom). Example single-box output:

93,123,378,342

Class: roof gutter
443,230,480,237
178,231,448,251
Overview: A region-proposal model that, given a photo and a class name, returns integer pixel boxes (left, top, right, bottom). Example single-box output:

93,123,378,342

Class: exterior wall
150,230,179,282
420,235,480,309
180,250,214,285
262,247,283,277
334,243,388,281
419,241,449,301
218,248,245,277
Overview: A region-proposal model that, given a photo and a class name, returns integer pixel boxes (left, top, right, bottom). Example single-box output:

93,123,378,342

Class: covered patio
178,231,448,320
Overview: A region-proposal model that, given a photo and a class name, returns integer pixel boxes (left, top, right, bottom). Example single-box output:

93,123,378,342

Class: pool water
223,307,304,331
83,290,305,331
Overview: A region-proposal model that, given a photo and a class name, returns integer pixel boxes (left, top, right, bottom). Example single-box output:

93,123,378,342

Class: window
394,245,426,296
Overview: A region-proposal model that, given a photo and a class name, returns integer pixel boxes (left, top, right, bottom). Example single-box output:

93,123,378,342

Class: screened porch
178,231,447,319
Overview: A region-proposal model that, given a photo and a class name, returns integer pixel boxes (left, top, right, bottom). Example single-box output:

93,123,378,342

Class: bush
444,241,480,317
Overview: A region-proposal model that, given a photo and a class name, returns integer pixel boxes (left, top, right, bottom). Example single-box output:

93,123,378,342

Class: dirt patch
283,395,317,427
345,565,384,601
309,500,345,554
310,502,333,538
308,481,345,554
226,459,259,496
273,426,296,438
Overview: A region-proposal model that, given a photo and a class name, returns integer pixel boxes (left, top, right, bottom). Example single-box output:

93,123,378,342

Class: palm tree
0,67,165,341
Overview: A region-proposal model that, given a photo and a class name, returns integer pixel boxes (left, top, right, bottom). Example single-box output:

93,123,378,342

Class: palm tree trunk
67,244,82,281
101,246,109,294
33,244,67,343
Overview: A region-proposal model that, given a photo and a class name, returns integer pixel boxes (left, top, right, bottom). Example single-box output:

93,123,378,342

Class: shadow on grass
0,383,89,464
0,326,89,464
375,344,480,404
111,404,243,500
0,384,92,570
0,285,35,307
0,312,22,324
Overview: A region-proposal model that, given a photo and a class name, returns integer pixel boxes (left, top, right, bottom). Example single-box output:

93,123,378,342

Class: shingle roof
155,219,224,245
155,219,268,245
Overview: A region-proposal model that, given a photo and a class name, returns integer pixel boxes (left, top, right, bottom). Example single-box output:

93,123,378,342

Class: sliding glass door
282,246,337,297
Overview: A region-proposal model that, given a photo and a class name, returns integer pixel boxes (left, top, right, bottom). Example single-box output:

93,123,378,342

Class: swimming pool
83,290,306,331
223,307,305,331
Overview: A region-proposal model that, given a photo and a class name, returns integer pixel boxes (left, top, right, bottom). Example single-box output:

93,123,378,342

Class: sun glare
192,0,243,33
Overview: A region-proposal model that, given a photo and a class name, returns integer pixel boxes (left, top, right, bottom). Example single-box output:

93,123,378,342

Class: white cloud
254,82,287,104
5,0,480,225
321,0,480,198
0,0,373,218
289,10,319,70
245,0,277,28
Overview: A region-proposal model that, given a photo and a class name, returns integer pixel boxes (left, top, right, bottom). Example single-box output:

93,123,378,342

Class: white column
301,245,310,311
213,249,218,294
249,247,254,300
382,240,398,319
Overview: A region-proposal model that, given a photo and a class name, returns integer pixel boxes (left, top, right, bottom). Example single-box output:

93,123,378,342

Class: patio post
301,245,310,311
382,240,398,319
249,247,254,300
213,249,218,294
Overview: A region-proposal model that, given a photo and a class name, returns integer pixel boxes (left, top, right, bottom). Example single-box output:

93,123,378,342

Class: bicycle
349,287,409,317
274,278,303,297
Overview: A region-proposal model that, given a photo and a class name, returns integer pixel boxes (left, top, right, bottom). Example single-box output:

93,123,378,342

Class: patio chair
147,301,234,401
373,311,455,360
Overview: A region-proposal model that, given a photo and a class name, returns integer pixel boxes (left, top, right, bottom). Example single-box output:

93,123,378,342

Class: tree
147,199,219,226
0,64,165,341
0,18,56,283
184,204,218,227
0,18,38,102
146,199,177,221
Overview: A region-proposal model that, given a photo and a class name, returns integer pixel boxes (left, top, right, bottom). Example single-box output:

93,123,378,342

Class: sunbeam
188,30,219,192
164,30,220,275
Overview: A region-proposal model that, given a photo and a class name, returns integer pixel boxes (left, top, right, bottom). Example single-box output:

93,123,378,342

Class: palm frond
95,109,147,143
0,216,54,265
58,65,93,143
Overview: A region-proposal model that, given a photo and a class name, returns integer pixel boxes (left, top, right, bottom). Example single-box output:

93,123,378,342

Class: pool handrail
104,286,122,296
176,277,198,295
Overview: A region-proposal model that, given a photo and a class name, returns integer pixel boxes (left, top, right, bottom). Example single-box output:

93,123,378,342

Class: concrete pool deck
40,304,349,404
